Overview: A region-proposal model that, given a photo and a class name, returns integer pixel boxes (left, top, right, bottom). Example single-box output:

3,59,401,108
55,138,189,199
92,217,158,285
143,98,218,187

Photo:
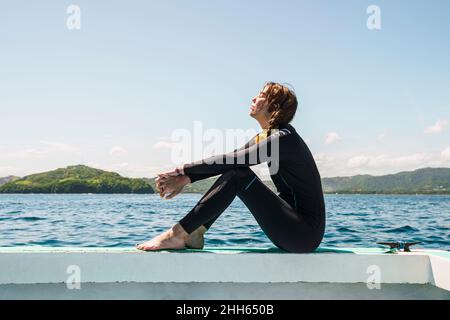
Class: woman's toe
137,243,149,250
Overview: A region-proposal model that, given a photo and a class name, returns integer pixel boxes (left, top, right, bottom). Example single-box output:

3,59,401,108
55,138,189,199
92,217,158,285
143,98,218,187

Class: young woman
136,82,326,253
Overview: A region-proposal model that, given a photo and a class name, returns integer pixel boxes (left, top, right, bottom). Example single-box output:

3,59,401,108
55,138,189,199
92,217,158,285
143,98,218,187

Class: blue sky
1,0,449,178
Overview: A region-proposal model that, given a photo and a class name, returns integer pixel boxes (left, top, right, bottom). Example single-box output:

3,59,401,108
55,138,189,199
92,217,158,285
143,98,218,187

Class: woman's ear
267,102,277,113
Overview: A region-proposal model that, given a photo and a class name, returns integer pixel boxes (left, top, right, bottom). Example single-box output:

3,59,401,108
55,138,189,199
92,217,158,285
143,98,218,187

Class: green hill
1,166,448,194
321,167,450,194
0,165,154,194
163,167,449,195
164,167,450,195
0,176,19,186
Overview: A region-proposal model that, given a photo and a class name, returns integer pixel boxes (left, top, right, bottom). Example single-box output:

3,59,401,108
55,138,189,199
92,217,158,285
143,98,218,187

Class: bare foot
136,223,189,251
185,226,207,249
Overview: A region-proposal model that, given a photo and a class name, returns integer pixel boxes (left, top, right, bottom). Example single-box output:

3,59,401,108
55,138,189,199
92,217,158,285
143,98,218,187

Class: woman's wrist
176,165,190,183
183,174,191,184
176,165,185,176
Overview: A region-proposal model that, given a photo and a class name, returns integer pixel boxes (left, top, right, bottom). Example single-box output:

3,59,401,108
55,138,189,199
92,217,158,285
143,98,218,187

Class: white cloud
347,155,371,168
152,141,178,150
424,119,448,134
377,131,387,141
107,162,130,170
102,163,160,178
310,150,450,177
441,147,450,160
314,152,335,163
110,146,128,156
325,132,342,145
39,140,79,153
347,153,433,169
7,148,50,159
6,141,79,159
0,166,19,177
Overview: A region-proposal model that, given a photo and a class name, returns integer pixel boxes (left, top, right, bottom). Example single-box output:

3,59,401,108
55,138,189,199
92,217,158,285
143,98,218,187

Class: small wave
422,239,450,246
426,235,446,241
231,238,254,244
13,216,46,221
341,237,363,243
29,239,68,246
104,242,127,247
98,222,114,227
385,225,418,233
107,236,129,241
336,227,358,233
433,226,450,231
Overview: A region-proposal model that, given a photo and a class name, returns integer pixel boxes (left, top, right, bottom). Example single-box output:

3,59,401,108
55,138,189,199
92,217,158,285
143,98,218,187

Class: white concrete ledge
0,247,449,299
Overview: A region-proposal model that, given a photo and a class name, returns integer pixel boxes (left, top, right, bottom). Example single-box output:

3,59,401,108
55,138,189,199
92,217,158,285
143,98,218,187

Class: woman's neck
256,117,270,130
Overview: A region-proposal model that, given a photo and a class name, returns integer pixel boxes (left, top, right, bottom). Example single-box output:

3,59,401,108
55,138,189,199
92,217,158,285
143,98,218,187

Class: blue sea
0,194,448,250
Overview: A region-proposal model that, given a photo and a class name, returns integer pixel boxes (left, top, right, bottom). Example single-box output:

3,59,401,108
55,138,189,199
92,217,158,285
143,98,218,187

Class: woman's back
265,123,326,230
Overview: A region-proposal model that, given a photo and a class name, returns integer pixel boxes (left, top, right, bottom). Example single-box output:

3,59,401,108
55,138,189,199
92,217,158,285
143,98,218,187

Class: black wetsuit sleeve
183,135,257,183
183,128,292,178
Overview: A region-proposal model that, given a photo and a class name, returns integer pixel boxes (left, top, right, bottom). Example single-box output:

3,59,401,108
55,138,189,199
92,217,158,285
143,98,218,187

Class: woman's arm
182,134,258,183
182,128,292,178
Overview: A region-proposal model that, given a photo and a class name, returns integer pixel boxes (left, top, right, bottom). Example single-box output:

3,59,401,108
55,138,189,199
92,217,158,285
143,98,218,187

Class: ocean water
0,194,448,250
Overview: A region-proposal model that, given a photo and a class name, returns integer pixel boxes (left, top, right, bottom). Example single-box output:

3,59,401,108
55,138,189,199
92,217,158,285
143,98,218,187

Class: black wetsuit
179,123,326,253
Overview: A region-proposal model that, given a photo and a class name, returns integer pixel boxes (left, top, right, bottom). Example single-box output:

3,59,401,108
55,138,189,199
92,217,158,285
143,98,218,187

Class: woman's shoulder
277,123,296,136
255,124,297,143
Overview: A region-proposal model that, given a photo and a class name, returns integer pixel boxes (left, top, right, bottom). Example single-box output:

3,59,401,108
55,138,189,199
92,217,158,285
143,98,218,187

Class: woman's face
249,86,270,118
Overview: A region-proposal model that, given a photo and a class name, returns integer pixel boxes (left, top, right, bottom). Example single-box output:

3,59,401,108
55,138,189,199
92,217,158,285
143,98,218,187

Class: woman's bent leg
179,167,322,253
178,169,242,234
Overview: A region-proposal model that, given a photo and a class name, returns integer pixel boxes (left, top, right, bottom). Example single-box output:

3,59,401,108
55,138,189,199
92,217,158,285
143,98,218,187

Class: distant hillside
0,176,19,186
321,167,450,194
0,165,154,194
1,166,448,194
147,167,449,195
170,167,450,195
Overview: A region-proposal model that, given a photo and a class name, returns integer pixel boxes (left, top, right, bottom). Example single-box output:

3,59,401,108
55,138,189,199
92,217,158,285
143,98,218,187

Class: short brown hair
263,81,298,129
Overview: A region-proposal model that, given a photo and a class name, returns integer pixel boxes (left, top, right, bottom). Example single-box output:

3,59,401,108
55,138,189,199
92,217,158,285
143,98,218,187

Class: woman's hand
157,167,182,178
155,169,190,200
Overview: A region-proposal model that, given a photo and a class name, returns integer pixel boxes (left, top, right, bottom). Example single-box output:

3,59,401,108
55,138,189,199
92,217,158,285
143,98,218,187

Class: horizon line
2,164,450,181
